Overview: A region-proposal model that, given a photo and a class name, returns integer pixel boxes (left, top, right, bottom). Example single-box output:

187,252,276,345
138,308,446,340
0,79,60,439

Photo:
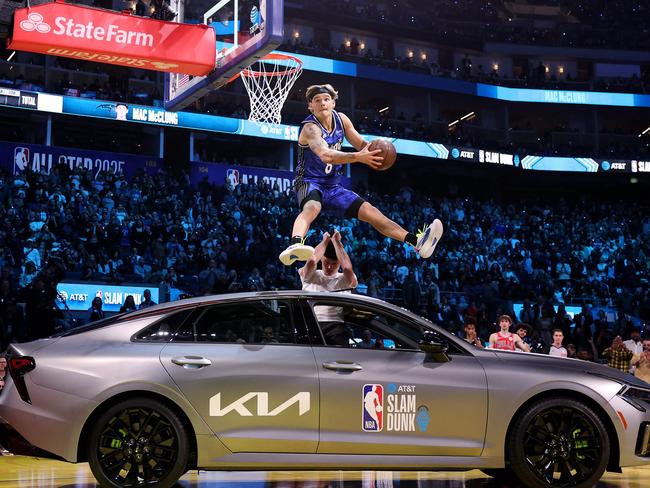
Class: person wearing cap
488,315,530,352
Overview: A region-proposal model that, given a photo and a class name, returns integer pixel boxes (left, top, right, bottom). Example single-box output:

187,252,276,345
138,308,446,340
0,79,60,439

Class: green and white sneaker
279,243,315,266
416,219,443,259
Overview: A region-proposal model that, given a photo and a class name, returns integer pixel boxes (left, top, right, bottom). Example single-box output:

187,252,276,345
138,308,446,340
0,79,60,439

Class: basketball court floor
1,456,650,488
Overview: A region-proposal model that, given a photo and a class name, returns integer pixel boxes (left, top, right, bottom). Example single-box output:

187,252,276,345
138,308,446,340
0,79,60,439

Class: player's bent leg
279,197,321,266
357,202,409,241
292,199,322,237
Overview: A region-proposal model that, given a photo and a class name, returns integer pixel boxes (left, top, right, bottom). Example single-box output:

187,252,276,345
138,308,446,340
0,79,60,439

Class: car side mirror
419,331,450,362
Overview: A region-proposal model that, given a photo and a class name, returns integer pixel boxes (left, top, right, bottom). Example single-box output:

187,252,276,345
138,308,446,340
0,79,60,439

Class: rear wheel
508,397,609,488
88,397,189,488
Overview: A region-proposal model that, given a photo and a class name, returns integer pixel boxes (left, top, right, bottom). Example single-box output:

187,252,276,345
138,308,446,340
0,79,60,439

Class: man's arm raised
331,230,358,288
299,232,331,279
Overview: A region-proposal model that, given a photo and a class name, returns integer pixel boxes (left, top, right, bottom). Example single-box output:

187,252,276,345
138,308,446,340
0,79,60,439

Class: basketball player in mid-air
279,83,443,265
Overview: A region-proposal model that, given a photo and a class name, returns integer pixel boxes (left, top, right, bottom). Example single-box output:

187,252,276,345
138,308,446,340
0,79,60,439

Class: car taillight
7,355,35,404
9,357,35,375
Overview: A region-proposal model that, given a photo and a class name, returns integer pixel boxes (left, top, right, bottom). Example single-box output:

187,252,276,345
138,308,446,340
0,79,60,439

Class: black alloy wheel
508,397,609,488
88,398,189,488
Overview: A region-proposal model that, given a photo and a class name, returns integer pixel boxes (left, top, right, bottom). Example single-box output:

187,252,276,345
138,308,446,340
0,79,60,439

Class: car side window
133,309,194,342
309,300,421,351
174,300,305,345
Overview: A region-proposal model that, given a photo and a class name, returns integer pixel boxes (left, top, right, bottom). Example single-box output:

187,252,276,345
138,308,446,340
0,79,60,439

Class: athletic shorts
294,179,365,218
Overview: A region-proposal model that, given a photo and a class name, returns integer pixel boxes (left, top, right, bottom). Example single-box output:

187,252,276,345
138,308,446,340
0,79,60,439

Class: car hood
488,350,650,389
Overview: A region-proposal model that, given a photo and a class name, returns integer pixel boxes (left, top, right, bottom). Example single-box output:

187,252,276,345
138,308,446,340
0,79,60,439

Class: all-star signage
9,1,216,75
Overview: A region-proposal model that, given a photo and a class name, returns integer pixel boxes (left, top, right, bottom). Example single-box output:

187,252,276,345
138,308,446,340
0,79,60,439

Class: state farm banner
0,141,162,180
190,162,353,193
9,2,216,75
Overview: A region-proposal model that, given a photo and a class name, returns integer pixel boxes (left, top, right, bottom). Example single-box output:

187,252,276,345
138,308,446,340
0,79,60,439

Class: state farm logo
19,13,154,48
20,13,51,33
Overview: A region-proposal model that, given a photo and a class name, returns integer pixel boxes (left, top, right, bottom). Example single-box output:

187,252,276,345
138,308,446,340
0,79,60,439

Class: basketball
368,139,397,171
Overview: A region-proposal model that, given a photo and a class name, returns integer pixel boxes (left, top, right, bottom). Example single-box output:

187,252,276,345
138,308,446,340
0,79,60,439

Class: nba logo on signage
14,147,30,174
226,169,240,187
362,384,384,432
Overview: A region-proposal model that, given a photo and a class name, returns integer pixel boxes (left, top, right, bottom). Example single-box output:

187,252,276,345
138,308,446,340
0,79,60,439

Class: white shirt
300,268,355,322
624,339,643,373
624,339,643,355
549,345,568,357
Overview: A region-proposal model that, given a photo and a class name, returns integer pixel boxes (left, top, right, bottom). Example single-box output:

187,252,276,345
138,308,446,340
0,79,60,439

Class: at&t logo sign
20,12,51,34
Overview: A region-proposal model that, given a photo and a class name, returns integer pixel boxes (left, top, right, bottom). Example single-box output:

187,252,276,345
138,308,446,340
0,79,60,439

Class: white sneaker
416,219,443,259
279,243,315,266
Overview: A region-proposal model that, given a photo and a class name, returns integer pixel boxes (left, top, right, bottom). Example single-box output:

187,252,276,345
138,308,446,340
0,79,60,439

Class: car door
302,297,488,456
159,298,320,453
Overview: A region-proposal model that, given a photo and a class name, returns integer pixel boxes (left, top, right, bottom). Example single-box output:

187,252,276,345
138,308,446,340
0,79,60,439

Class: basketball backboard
165,0,283,111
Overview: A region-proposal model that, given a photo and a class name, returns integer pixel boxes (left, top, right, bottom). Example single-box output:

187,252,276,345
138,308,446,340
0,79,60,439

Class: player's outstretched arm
299,232,331,278
301,123,383,169
331,230,358,287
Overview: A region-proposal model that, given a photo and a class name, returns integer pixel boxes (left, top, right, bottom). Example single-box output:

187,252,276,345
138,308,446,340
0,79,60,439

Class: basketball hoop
236,53,303,125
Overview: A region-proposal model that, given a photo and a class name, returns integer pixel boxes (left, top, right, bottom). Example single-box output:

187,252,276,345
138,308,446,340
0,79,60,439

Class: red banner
9,1,216,76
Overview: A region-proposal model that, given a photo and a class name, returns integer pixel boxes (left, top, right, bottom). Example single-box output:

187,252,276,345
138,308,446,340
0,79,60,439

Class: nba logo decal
362,384,383,432
14,147,29,174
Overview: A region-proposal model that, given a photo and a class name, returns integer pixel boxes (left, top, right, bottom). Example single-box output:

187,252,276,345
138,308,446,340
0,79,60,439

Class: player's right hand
323,232,331,241
357,146,383,169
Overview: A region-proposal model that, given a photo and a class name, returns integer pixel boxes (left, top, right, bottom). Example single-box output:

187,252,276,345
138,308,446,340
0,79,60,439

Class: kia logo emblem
20,12,51,33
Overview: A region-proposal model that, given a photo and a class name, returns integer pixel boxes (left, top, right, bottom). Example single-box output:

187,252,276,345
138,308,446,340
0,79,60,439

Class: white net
239,54,303,125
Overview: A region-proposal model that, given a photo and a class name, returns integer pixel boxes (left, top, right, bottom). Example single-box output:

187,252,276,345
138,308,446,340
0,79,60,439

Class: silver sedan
1,291,650,488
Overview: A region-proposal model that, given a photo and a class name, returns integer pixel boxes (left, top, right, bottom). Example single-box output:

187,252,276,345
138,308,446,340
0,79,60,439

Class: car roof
58,290,469,351
121,290,401,319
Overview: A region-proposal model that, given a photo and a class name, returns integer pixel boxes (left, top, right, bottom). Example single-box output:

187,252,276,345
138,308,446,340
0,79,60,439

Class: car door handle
322,361,363,372
171,356,212,368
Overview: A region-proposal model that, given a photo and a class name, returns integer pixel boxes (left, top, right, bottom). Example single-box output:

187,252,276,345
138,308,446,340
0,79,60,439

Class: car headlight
620,387,650,412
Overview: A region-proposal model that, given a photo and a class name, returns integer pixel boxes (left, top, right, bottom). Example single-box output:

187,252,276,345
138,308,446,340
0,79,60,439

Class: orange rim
228,53,303,83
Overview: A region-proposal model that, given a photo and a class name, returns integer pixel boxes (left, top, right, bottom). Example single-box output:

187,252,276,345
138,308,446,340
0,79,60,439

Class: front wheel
508,397,609,488
88,397,189,488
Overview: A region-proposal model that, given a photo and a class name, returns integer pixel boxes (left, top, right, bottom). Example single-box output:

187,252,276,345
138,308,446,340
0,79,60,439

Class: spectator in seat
139,289,157,309
548,329,568,358
602,336,634,373
88,296,104,323
488,315,530,352
632,339,650,384
463,318,484,348
120,295,137,314
624,326,644,373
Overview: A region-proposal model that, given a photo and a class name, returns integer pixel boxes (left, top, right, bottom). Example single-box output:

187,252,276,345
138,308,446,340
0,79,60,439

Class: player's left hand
332,230,342,243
